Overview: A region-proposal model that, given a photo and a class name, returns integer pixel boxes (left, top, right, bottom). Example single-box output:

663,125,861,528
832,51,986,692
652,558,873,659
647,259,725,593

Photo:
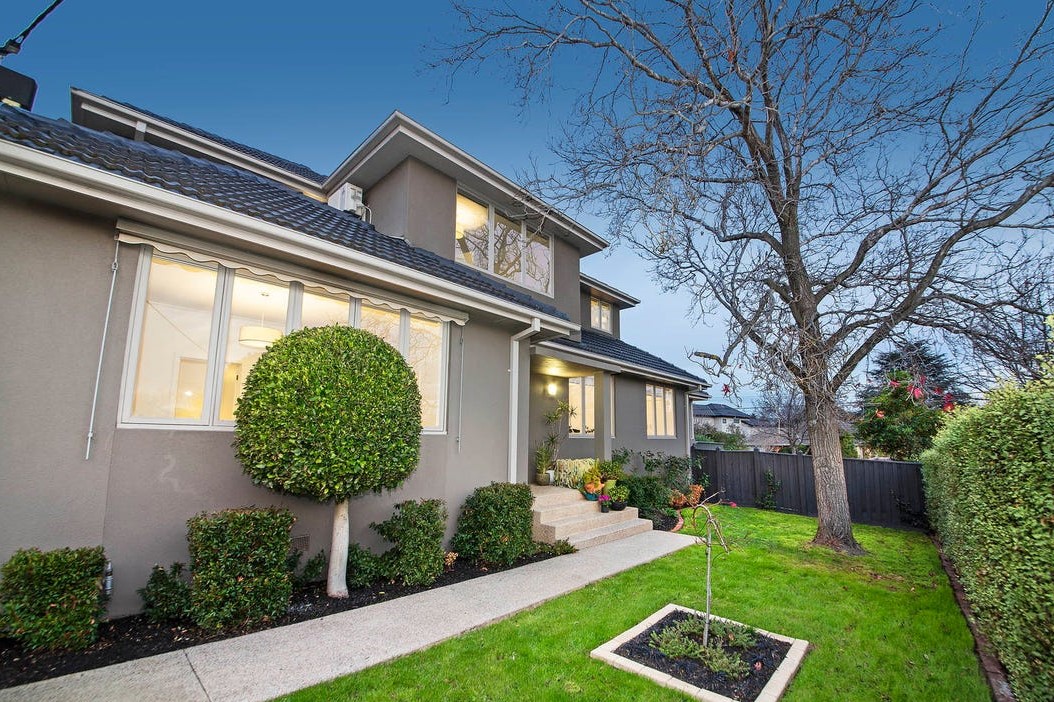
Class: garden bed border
591,603,809,702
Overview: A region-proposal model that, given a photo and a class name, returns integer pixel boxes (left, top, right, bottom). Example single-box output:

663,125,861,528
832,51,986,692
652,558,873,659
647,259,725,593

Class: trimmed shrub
235,325,421,502
286,550,327,589
187,508,294,629
641,450,692,492
373,499,447,586
921,377,1054,702
622,474,672,517
453,483,534,566
139,563,191,623
0,546,107,650
346,545,383,588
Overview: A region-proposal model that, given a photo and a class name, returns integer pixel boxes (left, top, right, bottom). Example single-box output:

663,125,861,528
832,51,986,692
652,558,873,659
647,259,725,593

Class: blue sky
1,1,1042,412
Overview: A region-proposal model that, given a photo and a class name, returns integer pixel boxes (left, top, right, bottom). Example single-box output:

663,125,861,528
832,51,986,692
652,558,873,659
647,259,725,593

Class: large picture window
645,384,676,438
454,193,552,295
124,249,449,431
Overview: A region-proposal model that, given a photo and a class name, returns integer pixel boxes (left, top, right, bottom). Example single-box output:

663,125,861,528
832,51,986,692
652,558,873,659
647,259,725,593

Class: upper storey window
590,298,612,332
455,193,552,295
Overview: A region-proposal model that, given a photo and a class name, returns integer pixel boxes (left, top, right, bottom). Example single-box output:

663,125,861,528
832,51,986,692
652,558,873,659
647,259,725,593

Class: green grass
279,507,989,701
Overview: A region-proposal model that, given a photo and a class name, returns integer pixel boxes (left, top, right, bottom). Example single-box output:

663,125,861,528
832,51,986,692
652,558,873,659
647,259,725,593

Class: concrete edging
591,603,809,702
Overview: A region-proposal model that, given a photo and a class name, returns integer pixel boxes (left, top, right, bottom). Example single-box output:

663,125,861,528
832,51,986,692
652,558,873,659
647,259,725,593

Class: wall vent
291,534,310,554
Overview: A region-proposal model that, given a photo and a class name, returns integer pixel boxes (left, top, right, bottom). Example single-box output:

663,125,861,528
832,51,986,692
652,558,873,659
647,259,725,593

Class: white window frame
119,246,449,434
590,298,612,332
455,190,553,297
645,384,677,439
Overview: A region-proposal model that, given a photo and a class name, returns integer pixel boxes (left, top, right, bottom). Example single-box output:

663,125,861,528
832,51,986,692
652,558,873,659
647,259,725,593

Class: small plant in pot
580,464,603,500
598,493,612,513
608,484,630,511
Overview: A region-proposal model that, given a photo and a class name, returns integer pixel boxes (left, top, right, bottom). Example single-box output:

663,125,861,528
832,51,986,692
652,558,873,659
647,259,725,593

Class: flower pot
611,501,626,511
600,502,611,513
584,492,598,501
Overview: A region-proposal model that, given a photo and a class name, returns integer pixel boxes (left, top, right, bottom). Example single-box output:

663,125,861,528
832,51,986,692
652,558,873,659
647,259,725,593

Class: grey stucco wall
0,193,516,617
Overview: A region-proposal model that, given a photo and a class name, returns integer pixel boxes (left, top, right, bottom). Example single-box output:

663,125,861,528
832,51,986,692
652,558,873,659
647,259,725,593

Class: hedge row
921,377,1054,702
0,546,107,650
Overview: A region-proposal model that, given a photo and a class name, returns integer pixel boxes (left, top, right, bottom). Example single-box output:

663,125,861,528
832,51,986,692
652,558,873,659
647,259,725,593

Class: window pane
301,288,350,328
360,304,401,348
408,316,444,430
219,274,289,421
645,385,656,436
455,194,489,271
590,299,600,328
524,231,551,293
132,255,217,420
568,377,583,434
664,388,676,437
492,212,522,282
601,303,611,332
582,376,595,435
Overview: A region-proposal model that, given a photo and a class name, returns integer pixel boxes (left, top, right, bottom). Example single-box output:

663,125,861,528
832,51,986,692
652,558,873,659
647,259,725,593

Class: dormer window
590,298,612,332
455,193,552,295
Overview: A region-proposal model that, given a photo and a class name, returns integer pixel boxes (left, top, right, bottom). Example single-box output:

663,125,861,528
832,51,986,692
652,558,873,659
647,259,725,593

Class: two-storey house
0,88,707,615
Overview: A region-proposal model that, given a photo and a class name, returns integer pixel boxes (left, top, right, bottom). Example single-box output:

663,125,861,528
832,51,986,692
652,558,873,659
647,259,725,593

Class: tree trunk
805,392,865,554
327,499,350,598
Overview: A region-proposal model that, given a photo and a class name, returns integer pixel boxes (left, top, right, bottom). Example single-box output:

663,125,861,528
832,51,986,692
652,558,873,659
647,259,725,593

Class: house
693,402,754,436
0,87,708,616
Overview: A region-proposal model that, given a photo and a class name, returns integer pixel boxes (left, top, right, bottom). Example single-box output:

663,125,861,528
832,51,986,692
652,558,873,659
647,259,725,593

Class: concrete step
530,485,586,508
542,507,642,542
567,518,654,549
533,498,605,523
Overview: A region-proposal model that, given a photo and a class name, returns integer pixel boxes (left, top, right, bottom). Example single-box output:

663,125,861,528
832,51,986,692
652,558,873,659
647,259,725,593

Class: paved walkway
1,530,697,702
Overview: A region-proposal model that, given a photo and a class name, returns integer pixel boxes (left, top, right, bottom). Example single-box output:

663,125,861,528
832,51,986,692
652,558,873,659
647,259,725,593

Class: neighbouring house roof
72,90,328,185
548,329,706,387
0,105,568,322
693,403,754,420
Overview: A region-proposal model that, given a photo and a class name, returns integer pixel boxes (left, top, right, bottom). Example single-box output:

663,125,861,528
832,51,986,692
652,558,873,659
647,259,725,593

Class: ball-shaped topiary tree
234,325,422,598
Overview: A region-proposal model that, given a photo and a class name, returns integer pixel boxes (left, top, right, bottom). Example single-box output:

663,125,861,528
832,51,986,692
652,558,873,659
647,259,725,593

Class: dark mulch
647,511,680,532
615,611,792,702
0,551,558,690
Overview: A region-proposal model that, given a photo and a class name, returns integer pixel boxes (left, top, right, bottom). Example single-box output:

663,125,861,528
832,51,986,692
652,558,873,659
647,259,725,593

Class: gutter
0,139,577,336
508,318,541,483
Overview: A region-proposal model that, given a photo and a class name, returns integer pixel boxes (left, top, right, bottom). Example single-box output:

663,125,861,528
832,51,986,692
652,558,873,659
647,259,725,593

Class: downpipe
508,318,541,483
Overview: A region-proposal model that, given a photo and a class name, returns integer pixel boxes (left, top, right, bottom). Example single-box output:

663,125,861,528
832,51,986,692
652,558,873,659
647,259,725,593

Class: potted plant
597,493,612,513
580,464,603,500
532,401,574,485
608,484,629,511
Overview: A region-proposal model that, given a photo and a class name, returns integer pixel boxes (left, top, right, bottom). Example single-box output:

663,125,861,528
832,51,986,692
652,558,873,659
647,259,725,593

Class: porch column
593,371,612,461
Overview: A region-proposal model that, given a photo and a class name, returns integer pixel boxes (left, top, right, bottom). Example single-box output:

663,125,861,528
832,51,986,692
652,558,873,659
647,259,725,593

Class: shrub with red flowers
856,370,946,460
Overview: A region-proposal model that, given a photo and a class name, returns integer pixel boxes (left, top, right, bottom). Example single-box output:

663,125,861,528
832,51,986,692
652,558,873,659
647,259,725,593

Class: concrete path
1,530,697,702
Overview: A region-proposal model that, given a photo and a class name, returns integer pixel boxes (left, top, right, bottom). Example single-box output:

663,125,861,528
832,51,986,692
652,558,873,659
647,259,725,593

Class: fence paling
692,449,925,529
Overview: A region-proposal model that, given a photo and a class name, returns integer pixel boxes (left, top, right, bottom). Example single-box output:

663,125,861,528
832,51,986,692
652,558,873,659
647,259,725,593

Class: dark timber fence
691,447,926,529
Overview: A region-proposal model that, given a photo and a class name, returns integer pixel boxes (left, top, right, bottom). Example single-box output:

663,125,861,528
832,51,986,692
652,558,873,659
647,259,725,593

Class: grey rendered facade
0,90,707,616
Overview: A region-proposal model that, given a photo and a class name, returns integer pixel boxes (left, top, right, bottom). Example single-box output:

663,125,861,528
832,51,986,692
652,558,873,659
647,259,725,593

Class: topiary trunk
328,499,350,598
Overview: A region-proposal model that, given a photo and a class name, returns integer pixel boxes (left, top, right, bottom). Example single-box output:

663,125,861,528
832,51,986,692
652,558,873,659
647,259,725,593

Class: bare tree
756,384,808,451
441,0,1054,553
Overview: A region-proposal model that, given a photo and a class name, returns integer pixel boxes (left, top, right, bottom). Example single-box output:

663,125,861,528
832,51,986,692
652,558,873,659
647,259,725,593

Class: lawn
279,506,989,701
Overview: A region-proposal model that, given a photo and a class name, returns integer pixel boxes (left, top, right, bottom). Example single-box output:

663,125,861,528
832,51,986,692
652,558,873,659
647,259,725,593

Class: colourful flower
875,410,886,418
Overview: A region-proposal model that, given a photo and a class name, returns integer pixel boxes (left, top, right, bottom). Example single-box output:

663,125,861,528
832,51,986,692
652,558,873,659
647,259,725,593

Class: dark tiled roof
0,105,567,321
693,403,753,420
550,329,705,385
100,94,328,184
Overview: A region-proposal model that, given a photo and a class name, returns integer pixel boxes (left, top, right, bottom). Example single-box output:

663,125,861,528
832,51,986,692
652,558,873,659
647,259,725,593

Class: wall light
546,381,558,396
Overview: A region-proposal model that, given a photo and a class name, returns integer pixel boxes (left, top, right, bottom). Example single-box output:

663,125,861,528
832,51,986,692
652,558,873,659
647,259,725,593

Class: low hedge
138,562,191,623
0,546,107,650
921,377,1054,702
187,507,294,629
373,499,447,586
453,483,534,566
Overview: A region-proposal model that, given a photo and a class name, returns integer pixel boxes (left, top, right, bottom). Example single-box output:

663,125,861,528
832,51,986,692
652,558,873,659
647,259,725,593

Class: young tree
442,1,1054,552
234,326,422,598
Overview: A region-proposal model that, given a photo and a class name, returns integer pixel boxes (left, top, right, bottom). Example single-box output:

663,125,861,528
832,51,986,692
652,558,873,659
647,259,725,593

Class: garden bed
592,604,809,702
0,550,558,689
